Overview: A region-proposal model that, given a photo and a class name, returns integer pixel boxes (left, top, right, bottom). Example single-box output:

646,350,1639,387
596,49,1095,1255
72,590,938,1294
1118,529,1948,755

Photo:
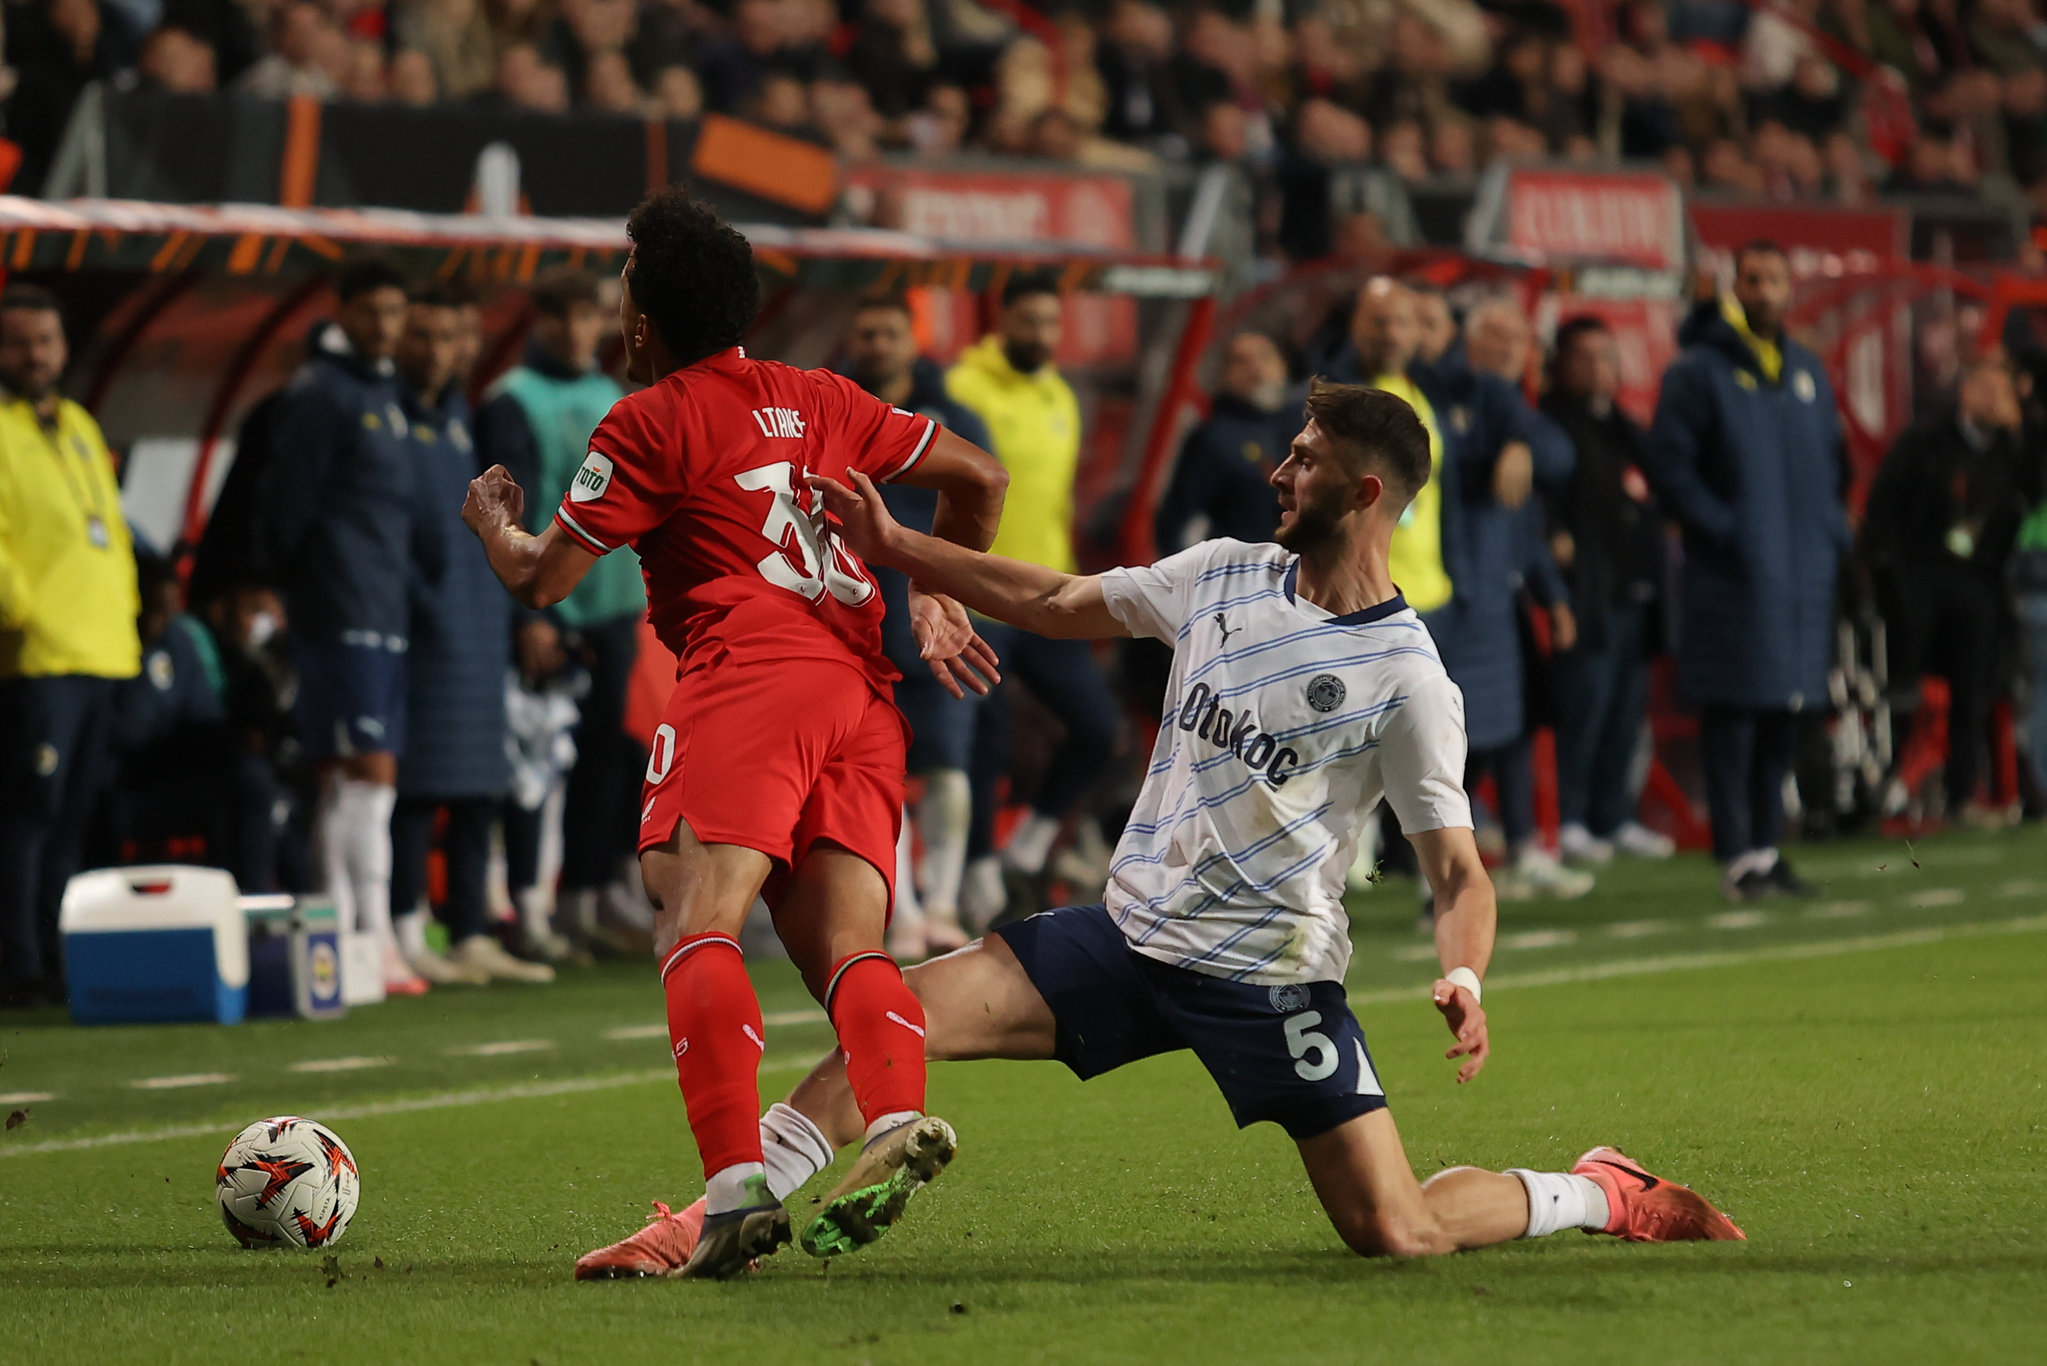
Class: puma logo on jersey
742,1024,765,1052
751,406,807,438
1214,612,1240,645
886,1010,926,1038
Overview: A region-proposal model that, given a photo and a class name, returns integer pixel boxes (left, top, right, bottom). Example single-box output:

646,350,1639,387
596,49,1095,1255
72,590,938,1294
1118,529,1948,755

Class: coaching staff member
1644,242,1848,903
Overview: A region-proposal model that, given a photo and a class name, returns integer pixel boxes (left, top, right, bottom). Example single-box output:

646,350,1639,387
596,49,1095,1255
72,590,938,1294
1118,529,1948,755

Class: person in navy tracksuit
255,257,446,993
1644,242,1848,902
1153,331,1293,554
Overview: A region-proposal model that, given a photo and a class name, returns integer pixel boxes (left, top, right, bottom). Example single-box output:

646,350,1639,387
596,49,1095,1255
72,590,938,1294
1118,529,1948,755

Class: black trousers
1699,707,1799,864
390,795,496,943
561,616,641,891
970,626,1119,840
0,675,119,987
1882,563,2003,808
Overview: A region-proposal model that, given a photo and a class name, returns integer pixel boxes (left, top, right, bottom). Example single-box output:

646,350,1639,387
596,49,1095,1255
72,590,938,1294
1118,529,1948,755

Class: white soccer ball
215,1116,360,1249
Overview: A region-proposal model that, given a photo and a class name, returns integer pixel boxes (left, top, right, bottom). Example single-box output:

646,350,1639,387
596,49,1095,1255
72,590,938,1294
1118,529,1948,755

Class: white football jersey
1098,538,1472,985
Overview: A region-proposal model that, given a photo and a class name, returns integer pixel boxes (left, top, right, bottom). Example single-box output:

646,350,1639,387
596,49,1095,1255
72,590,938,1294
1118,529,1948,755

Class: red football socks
660,933,766,1180
823,951,928,1125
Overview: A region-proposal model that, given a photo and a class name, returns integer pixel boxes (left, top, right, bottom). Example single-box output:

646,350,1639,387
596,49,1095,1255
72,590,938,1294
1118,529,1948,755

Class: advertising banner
1688,201,1905,277
1471,166,1685,272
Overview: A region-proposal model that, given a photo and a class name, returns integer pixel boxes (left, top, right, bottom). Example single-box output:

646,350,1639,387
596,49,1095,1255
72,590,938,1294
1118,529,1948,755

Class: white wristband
1445,966,1483,1004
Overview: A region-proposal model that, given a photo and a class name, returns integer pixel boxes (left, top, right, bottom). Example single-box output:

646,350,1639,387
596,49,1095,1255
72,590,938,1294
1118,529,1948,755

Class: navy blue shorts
292,634,408,759
994,904,1388,1140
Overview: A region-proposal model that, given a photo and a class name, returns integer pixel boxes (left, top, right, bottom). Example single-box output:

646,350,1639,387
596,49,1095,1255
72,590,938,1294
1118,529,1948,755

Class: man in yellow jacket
0,285,140,1005
945,272,1116,920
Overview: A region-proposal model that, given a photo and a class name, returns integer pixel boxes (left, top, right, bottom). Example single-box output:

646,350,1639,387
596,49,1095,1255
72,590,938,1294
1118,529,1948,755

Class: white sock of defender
864,1109,922,1145
314,776,358,931
345,780,398,954
892,808,924,930
1508,1169,1611,1237
1003,811,1060,876
704,1161,770,1216
395,908,431,960
758,1102,835,1200
916,769,971,921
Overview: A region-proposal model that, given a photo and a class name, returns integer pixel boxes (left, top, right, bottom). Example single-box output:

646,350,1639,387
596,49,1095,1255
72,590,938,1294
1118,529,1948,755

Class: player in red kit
463,191,1008,1279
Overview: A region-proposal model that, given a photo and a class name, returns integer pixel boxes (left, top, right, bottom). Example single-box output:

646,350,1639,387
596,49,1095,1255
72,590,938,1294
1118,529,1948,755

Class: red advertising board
844,166,1140,367
1488,168,1686,272
1688,201,1905,277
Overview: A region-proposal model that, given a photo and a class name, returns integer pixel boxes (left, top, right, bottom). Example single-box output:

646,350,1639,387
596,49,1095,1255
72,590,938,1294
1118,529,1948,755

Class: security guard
0,285,140,1005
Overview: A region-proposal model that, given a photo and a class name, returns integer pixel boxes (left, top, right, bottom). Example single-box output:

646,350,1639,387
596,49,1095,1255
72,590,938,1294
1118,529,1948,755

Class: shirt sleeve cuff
880,417,939,482
553,506,612,555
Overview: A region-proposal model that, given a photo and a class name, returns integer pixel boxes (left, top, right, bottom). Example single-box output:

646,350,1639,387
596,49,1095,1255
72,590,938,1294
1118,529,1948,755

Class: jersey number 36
736,461,875,607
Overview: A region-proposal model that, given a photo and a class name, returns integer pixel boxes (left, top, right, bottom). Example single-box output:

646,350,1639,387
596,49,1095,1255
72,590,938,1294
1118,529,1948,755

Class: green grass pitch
3,827,2045,1364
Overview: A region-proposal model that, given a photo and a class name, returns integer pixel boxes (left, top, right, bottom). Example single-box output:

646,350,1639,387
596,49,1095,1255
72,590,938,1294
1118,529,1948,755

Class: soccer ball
215,1116,360,1249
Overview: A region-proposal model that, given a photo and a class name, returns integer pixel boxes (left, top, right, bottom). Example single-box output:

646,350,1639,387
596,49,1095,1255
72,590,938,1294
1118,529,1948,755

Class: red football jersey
551,348,937,683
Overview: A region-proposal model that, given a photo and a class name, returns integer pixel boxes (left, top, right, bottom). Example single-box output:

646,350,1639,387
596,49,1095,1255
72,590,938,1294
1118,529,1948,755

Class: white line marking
447,1040,554,1057
764,1009,827,1027
129,1074,235,1090
1907,888,1966,908
17,916,2046,1161
0,1092,55,1105
603,1024,670,1041
288,1057,394,1074
1499,930,1576,951
1392,943,1437,962
1805,901,1871,919
1,1057,819,1159
1608,920,1671,938
1707,910,1772,930
1997,880,2045,899
605,1009,824,1043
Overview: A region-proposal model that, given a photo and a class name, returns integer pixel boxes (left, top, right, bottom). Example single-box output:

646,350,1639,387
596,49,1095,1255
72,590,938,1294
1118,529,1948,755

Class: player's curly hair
624,189,761,367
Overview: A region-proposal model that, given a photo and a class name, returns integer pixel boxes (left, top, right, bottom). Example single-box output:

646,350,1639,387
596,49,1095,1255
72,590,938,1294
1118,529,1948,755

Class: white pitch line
764,1008,827,1027
129,1073,236,1090
289,1057,394,1074
1805,901,1871,919
1998,880,2046,899
14,915,2046,1161
1,1057,820,1159
1499,929,1576,951
606,1008,826,1042
0,1092,55,1105
1607,920,1672,938
1707,910,1772,930
448,1040,554,1057
1392,943,1438,963
1907,888,1966,908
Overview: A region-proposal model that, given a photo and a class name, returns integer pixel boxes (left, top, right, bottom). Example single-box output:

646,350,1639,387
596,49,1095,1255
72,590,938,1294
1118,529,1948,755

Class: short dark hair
852,289,913,320
0,283,62,318
530,266,600,318
1001,267,1061,309
337,255,407,304
409,280,472,310
1303,377,1431,502
1552,314,1610,354
1734,239,1788,269
625,189,760,365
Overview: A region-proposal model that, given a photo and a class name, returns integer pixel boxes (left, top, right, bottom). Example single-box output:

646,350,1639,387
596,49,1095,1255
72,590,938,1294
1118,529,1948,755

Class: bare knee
1330,1207,1453,1259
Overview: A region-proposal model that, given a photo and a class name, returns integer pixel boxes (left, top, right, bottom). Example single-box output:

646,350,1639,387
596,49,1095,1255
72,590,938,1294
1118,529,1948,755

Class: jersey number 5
734,461,875,607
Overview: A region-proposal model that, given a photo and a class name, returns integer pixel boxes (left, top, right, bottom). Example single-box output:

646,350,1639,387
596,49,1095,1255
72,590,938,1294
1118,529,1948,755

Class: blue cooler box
60,866,248,1025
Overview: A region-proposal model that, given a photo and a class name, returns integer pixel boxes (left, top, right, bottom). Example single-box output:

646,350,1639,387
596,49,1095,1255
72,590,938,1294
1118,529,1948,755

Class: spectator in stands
137,26,219,93
837,291,993,959
1645,242,1847,903
1541,315,1674,865
1417,290,1589,901
0,285,140,1006
1862,353,2027,826
475,266,640,959
1154,330,1289,554
255,255,443,996
387,285,552,986
392,0,495,101
237,2,340,100
946,270,1117,921
5,0,125,193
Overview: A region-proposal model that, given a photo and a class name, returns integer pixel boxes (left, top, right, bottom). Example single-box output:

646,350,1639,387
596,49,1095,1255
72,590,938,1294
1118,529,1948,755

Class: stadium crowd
5,0,2046,225
5,235,2047,1005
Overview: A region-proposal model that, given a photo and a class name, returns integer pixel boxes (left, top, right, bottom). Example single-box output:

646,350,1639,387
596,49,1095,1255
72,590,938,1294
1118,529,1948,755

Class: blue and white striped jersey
1098,538,1471,986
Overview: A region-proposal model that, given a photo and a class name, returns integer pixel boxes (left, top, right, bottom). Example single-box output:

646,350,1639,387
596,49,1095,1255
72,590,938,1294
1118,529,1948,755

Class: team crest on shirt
1269,983,1310,1013
570,452,614,503
1306,674,1346,712
1793,370,1817,402
148,652,175,691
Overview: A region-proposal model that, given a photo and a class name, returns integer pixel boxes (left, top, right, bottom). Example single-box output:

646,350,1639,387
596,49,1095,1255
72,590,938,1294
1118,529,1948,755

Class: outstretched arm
811,469,1129,640
462,464,599,610
1410,824,1495,1082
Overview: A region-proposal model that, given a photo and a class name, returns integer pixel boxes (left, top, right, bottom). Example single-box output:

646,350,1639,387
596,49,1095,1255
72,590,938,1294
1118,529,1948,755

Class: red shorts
638,656,907,910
